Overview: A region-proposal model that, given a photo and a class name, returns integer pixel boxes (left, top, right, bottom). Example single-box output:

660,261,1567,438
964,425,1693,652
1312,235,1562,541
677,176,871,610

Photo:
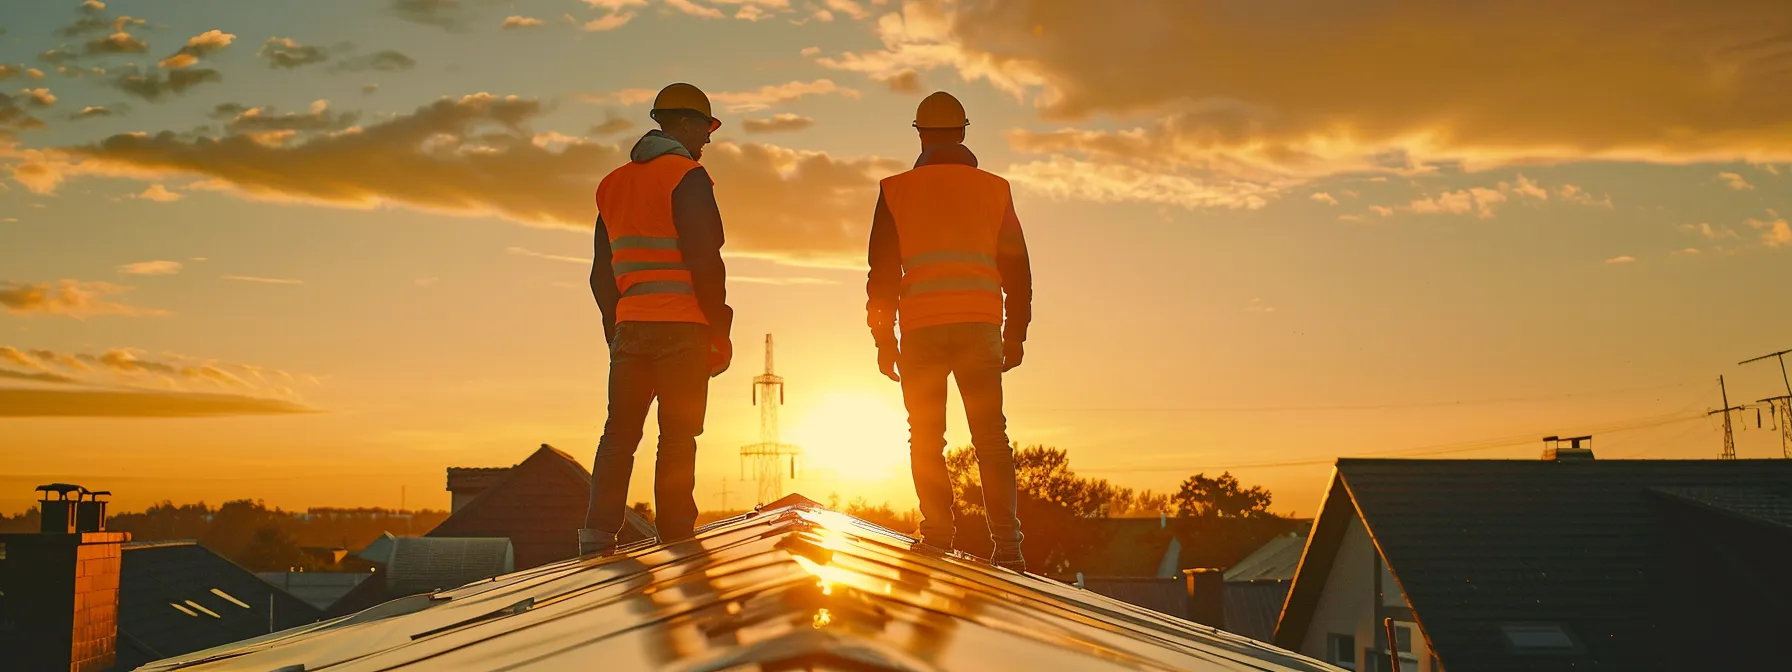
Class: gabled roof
134,494,1341,671
1222,531,1306,583
116,539,322,672
425,444,655,569
1276,458,1792,672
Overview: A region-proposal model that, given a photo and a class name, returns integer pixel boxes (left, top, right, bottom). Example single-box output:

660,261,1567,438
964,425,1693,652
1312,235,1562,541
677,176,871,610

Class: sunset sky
4,0,1791,518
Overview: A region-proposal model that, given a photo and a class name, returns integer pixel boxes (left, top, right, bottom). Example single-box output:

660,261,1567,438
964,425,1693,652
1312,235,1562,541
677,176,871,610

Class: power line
1011,380,1706,414
1077,410,1709,474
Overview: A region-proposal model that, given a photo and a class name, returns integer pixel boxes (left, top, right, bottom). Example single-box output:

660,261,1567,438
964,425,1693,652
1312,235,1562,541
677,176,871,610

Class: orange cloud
0,389,317,418
502,15,543,29
709,79,860,113
1749,214,1792,248
22,93,900,266
822,0,1792,208
0,280,168,318
85,31,148,55
221,275,303,285
136,184,181,201
157,29,236,70
742,113,814,134
258,37,330,69
1718,171,1755,191
119,260,182,275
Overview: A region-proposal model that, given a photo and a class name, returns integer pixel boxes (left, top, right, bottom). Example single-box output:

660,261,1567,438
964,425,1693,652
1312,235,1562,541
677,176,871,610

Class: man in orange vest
866,91,1033,571
580,83,734,556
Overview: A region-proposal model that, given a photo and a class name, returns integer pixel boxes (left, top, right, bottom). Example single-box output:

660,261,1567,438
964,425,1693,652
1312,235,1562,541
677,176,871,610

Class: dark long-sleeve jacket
866,144,1032,349
591,131,733,344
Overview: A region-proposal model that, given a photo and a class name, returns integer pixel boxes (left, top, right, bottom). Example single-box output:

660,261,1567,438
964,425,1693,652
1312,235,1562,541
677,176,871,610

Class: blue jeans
585,321,709,541
899,322,1022,551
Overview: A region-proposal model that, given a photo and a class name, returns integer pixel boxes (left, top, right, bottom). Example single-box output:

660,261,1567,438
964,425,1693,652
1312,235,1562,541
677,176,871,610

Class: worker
865,91,1033,572
580,82,734,557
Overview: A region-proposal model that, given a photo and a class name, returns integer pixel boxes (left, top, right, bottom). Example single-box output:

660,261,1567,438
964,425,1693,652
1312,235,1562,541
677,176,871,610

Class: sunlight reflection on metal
132,494,1344,671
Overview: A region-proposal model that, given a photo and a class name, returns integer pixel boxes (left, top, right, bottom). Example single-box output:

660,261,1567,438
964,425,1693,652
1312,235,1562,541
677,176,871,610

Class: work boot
991,544,1026,573
578,528,617,557
910,539,952,557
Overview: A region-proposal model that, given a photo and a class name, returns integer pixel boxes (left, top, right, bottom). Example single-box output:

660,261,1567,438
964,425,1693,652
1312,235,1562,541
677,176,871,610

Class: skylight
169,602,198,617
185,600,222,619
1500,624,1578,652
211,588,251,609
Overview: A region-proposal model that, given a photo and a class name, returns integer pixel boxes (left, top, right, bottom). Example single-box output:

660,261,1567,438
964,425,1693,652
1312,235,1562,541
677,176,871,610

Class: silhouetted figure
580,83,733,556
866,91,1034,571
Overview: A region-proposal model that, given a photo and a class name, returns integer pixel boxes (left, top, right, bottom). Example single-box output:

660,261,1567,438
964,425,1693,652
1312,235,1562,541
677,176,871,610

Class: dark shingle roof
116,540,322,671
425,445,654,569
1278,458,1792,672
1647,485,1792,531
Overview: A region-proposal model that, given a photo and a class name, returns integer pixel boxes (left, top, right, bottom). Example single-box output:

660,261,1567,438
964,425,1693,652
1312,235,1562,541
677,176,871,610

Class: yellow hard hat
913,91,968,129
652,82,720,132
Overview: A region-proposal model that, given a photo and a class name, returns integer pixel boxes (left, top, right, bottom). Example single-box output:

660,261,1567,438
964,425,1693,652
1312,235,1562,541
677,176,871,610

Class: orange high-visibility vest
880,164,1009,330
594,155,710,325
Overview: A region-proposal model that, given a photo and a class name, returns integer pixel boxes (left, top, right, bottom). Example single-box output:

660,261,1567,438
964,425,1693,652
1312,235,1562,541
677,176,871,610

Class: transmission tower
739,334,800,505
1740,349,1792,458
1710,375,1746,459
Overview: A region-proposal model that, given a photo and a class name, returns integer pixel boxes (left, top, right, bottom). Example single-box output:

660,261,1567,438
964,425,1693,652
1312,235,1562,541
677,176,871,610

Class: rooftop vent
1542,435,1595,462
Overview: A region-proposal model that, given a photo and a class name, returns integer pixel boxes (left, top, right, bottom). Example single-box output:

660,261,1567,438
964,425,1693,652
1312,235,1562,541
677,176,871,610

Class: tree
630,501,655,525
236,524,317,572
843,497,916,532
945,444,1135,573
1172,472,1273,518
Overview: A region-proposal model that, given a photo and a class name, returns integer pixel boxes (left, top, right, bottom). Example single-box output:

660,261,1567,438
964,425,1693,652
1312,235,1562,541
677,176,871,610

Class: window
1327,634,1356,670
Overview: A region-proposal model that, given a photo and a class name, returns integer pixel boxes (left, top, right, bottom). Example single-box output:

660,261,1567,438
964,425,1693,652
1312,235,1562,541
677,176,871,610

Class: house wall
1296,511,1437,672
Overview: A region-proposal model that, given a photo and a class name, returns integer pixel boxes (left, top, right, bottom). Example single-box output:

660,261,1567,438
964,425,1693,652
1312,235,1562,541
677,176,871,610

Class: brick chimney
1542,435,1596,462
0,484,129,672
446,467,509,513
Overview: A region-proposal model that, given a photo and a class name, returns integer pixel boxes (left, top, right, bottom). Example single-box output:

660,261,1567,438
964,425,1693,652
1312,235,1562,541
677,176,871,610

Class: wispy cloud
1247,297,1275,313
502,16,543,29
731,275,839,285
1718,171,1755,191
118,260,181,275
1748,213,1791,248
23,92,902,266
709,79,860,113
1309,192,1337,205
0,345,324,418
220,275,303,285
742,113,814,134
0,280,168,317
0,389,317,418
507,246,588,264
257,37,330,69
136,184,181,201
414,276,440,287
1605,255,1636,264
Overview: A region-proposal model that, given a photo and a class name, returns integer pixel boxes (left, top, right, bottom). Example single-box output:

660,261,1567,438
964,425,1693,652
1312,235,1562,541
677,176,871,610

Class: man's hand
709,336,732,378
1002,339,1024,372
877,344,901,382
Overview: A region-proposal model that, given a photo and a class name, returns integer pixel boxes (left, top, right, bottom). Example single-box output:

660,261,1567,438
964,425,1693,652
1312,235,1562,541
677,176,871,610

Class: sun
784,390,910,483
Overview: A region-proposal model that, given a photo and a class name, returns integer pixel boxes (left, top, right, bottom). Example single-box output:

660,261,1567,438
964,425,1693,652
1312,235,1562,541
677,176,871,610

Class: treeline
0,500,449,572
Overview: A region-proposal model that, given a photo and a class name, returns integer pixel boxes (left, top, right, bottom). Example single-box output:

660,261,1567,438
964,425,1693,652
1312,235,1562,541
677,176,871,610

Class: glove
1001,339,1024,372
877,344,901,382
708,336,732,378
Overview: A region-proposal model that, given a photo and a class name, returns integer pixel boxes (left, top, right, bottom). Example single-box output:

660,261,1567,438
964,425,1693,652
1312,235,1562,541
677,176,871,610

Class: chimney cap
34,483,87,500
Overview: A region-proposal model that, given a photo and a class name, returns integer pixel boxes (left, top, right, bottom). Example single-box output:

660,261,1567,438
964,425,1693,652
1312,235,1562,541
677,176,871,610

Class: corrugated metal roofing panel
136,498,1342,671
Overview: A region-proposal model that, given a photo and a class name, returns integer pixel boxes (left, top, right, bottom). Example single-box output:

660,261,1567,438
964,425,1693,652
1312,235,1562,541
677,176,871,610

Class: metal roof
135,495,1340,671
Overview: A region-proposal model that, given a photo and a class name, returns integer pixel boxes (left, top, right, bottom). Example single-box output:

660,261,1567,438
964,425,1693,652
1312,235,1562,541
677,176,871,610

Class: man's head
650,82,720,161
912,91,968,148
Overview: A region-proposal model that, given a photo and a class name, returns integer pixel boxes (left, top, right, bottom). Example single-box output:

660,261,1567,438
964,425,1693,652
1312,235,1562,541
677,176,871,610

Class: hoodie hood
630,129,694,163
915,143,978,169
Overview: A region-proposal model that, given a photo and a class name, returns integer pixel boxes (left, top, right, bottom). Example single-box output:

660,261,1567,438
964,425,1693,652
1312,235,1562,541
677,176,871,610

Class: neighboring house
428,444,656,570
320,536,515,618
256,571,372,612
1062,515,1308,639
1275,451,1792,672
1221,530,1307,643
116,539,322,671
130,494,1343,672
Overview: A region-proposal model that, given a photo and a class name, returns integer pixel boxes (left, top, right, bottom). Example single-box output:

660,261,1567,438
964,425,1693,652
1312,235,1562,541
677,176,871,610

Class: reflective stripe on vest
880,164,1009,329
594,154,710,325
